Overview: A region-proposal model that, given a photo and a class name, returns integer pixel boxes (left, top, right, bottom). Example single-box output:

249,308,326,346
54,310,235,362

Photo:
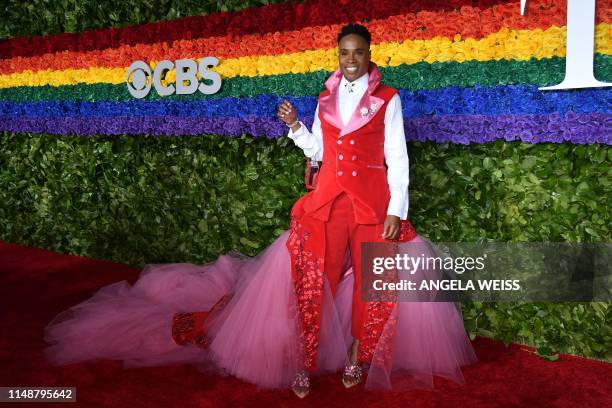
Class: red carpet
0,240,609,408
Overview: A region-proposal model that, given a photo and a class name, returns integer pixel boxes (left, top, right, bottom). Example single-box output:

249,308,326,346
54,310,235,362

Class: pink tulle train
44,230,477,390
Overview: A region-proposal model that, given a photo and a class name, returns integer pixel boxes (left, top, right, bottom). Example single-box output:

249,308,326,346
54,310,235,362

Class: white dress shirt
287,72,409,219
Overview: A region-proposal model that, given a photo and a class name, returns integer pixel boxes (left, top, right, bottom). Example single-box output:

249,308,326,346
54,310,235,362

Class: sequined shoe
342,362,362,388
291,371,310,398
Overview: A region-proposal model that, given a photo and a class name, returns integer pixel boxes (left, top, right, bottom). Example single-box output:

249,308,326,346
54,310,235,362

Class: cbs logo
126,56,222,99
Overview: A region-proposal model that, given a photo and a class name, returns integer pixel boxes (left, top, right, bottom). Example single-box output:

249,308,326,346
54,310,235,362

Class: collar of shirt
337,72,369,126
339,72,369,98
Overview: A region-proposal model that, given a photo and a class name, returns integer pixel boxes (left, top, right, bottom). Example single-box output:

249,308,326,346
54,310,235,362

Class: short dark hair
337,23,371,45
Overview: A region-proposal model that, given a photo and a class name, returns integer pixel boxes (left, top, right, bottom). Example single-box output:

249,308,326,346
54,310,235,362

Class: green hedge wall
2,133,608,264
0,131,610,360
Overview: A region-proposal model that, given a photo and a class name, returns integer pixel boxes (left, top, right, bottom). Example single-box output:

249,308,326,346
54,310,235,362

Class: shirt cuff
287,121,305,139
387,188,409,220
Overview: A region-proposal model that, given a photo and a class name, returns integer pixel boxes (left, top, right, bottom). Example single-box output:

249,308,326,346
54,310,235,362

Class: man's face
338,34,371,82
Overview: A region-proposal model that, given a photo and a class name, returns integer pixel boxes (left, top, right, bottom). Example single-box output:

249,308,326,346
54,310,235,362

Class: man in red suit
277,23,410,397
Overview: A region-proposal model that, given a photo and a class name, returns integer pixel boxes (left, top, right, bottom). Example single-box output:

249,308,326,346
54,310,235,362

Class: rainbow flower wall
0,0,610,143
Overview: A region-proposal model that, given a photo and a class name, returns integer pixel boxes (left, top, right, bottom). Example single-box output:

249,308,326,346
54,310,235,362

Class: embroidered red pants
323,192,381,341
287,191,417,371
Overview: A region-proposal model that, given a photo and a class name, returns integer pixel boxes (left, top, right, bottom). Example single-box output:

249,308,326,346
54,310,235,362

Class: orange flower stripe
1,0,610,75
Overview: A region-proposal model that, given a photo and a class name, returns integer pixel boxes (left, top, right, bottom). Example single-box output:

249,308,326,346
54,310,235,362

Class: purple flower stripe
0,115,288,139
404,113,612,144
0,113,609,144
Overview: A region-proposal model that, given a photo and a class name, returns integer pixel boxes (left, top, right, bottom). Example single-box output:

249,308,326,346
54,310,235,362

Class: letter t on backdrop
521,0,612,90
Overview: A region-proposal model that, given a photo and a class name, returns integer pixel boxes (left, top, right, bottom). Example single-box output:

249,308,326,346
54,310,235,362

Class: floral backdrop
0,0,610,360
0,0,610,143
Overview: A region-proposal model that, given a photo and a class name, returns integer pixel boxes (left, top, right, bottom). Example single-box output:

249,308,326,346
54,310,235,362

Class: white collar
339,72,369,95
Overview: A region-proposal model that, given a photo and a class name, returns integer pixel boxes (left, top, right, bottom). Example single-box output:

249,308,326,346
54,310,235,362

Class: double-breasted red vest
291,63,398,225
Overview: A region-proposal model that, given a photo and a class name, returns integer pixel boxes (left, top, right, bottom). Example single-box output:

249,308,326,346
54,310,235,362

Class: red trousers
323,192,385,341
288,190,416,369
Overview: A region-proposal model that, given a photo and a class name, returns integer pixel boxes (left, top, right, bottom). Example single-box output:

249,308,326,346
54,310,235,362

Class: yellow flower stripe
0,24,610,89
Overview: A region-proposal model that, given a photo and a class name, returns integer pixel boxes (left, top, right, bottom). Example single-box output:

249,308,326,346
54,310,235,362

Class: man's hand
277,99,298,126
382,215,400,240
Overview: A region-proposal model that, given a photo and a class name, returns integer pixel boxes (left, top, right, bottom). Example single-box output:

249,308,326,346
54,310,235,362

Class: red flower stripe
0,0,517,59
3,0,609,75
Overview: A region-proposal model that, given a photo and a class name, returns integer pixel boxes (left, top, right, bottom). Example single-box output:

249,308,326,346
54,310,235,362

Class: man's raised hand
277,100,298,125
